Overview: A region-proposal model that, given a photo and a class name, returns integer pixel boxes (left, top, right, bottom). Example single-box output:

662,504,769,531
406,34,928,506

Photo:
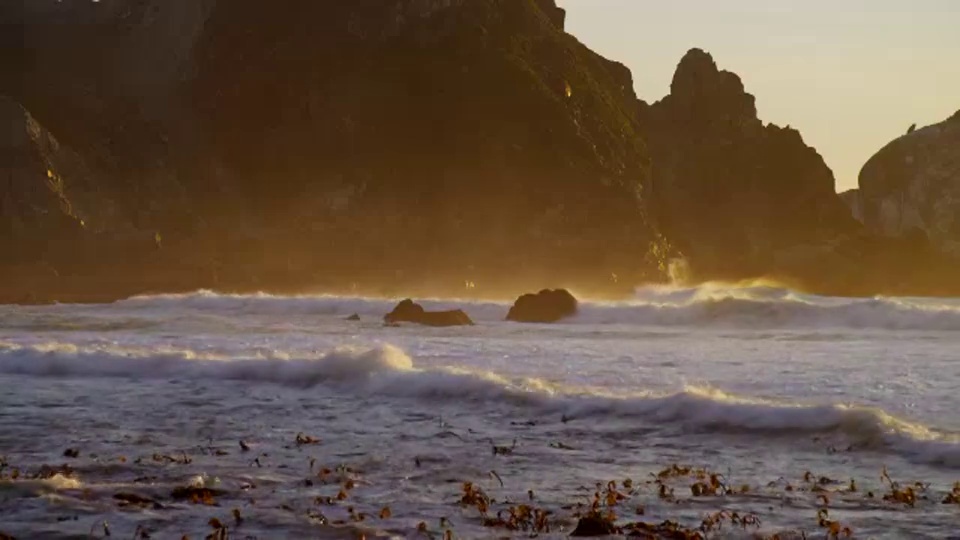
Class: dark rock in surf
345,313,361,321
506,289,578,323
384,299,474,327
570,515,616,537
170,486,226,501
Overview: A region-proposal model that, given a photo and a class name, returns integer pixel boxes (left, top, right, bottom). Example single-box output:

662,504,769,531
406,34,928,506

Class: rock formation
640,49,859,281
855,110,960,256
186,0,667,291
838,189,865,223
2,0,673,302
1,96,87,257
384,299,474,327
4,2,957,301
506,289,578,323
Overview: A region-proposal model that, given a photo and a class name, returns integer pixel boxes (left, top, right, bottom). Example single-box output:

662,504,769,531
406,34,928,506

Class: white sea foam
0,474,85,493
1,341,957,468
0,341,412,385
93,287,960,331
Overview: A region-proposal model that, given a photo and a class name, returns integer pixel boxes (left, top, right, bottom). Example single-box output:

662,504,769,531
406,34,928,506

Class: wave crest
100,287,960,330
1,341,957,468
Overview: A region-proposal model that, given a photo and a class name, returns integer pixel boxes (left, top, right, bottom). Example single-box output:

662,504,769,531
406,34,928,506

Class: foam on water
98,286,960,331
2,340,957,468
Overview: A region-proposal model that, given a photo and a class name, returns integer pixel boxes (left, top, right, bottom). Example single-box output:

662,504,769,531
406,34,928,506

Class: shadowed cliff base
3,0,960,304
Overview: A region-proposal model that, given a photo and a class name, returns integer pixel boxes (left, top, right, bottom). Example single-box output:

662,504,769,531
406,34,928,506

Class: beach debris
206,518,228,540
817,509,853,538
295,432,320,446
151,452,192,465
489,470,504,488
880,467,920,507
171,486,225,505
89,519,111,538
490,438,516,456
689,472,727,497
944,482,960,504
113,492,163,510
570,515,615,537
700,510,761,532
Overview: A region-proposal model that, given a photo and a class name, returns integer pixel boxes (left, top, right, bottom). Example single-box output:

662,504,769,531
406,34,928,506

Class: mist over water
1,284,959,538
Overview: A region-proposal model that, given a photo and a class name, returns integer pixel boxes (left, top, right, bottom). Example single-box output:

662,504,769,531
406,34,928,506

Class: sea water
1,285,958,538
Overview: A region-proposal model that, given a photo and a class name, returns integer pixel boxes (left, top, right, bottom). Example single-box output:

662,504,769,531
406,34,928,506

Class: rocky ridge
640,48,859,281
850,111,960,256
3,1,959,301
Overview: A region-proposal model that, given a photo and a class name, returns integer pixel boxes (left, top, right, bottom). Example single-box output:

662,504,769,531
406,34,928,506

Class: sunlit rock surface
857,111,960,256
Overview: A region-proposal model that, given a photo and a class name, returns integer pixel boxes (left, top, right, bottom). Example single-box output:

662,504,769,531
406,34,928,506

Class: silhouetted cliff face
2,0,670,301
186,0,666,288
0,97,86,259
641,49,859,279
856,111,960,256
6,2,957,302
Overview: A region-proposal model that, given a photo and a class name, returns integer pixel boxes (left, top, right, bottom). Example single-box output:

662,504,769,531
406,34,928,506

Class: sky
558,0,960,192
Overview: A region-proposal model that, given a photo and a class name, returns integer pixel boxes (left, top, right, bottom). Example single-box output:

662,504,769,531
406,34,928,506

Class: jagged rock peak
534,0,566,29
668,48,757,122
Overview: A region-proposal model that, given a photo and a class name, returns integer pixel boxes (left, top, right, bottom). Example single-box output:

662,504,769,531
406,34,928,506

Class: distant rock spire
907,123,917,134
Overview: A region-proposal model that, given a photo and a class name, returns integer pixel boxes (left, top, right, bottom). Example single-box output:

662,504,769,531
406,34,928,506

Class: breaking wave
1,341,957,468
92,286,960,330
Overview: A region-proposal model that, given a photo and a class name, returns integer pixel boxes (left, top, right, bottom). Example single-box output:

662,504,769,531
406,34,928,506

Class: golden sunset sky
559,0,960,192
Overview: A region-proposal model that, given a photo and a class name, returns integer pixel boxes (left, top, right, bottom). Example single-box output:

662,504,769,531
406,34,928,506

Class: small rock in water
383,299,474,327
345,313,361,321
506,289,578,323
63,448,80,459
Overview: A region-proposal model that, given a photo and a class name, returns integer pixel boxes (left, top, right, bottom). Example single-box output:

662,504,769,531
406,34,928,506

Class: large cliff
640,49,859,281
3,0,670,301
183,0,667,293
5,2,957,302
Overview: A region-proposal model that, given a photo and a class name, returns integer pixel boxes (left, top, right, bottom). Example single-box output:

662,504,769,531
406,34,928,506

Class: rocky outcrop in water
640,49,859,281
854,110,960,256
384,299,474,327
506,289,578,323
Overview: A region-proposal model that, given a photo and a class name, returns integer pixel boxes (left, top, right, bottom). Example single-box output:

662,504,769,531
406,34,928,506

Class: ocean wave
572,295,960,330
114,290,512,321
1,341,957,468
96,287,960,331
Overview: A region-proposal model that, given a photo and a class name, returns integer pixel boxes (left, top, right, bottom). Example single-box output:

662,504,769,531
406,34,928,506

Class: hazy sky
558,0,960,192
